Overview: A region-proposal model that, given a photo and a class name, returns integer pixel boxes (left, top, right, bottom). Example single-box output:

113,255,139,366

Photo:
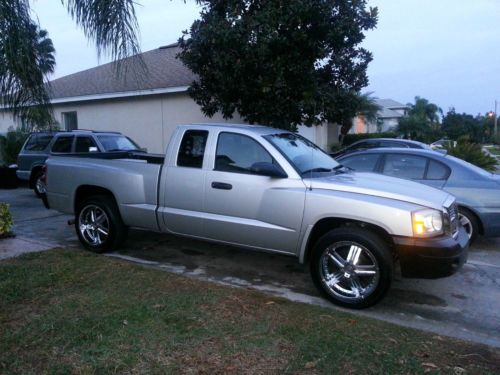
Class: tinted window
51,136,74,153
341,154,380,172
215,133,272,174
382,154,427,179
75,136,98,153
24,134,54,151
426,160,450,180
177,130,208,168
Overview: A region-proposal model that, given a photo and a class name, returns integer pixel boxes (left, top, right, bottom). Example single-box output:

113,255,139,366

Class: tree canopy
179,0,378,130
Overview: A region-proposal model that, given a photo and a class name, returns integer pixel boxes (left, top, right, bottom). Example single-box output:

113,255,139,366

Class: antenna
309,138,313,191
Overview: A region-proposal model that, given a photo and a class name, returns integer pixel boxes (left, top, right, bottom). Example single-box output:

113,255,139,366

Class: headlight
412,209,444,237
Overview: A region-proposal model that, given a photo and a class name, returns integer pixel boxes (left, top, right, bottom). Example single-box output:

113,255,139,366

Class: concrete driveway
1,188,500,348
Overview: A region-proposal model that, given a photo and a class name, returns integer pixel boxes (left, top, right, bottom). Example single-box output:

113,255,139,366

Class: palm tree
0,0,141,121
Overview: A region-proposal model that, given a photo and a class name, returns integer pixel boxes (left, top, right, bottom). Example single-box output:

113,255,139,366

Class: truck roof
180,123,291,136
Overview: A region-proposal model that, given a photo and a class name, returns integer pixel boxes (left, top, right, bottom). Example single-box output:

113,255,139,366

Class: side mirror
88,146,98,152
250,162,288,178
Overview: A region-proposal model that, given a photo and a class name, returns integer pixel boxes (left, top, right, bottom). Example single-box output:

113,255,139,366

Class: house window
62,111,78,131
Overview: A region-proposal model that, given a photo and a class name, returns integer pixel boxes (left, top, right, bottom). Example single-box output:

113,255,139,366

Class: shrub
0,202,14,236
445,142,498,172
341,132,397,147
0,128,28,166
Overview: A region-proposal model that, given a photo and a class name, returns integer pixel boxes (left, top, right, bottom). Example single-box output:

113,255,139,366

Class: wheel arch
29,165,45,188
74,185,118,213
300,217,395,264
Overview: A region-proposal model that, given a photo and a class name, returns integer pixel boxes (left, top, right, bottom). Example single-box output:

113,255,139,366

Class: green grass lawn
1,249,499,374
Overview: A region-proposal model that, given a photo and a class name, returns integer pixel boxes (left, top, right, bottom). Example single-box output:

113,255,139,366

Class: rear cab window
177,130,209,168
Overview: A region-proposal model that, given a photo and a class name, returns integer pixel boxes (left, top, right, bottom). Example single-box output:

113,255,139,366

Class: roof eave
50,85,189,105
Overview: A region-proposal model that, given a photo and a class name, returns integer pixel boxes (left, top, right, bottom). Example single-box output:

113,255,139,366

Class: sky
30,0,500,116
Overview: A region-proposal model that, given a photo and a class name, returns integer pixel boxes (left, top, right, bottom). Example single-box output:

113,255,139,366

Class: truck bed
46,152,164,231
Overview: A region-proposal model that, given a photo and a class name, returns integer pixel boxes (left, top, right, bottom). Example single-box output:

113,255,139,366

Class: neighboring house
351,98,409,134
0,43,338,152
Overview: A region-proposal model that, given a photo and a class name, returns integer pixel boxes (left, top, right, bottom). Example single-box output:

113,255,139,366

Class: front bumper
393,226,469,279
16,170,30,181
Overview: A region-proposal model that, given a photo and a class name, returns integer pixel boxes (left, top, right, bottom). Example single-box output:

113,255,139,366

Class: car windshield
264,133,339,175
96,135,140,151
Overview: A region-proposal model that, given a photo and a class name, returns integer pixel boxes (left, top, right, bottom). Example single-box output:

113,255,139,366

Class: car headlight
412,209,444,237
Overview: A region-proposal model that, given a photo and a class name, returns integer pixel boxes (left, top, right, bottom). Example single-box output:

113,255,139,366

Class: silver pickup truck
45,124,469,308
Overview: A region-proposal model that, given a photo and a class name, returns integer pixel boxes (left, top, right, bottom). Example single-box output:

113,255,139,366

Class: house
0,44,339,153
351,98,409,134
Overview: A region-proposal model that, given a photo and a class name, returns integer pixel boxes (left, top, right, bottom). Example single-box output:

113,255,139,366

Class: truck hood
304,172,451,210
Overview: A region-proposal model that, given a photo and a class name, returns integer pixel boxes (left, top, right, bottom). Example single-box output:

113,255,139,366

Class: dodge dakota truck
45,124,469,308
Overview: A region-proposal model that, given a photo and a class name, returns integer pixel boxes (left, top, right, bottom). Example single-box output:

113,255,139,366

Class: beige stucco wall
0,92,335,152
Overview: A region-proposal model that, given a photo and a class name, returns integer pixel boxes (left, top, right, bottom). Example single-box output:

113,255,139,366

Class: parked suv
17,130,141,197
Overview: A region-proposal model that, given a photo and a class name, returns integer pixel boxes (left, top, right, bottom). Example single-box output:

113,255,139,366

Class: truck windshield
264,133,340,175
97,135,140,151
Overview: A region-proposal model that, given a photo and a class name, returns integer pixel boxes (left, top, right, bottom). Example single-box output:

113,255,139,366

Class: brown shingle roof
48,44,195,100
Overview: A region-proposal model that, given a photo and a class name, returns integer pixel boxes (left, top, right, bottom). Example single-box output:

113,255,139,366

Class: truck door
203,131,306,254
160,129,209,237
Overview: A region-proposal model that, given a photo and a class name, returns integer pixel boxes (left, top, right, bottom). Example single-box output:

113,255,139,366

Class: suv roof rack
70,129,122,134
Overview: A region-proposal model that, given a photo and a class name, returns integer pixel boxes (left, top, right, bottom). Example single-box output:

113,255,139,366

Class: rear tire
310,227,393,309
75,195,128,253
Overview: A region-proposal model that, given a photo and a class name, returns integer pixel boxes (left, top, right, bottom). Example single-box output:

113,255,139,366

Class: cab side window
177,130,208,168
215,132,273,174
51,136,74,153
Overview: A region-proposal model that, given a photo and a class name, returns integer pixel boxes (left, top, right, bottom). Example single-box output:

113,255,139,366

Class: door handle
211,182,232,190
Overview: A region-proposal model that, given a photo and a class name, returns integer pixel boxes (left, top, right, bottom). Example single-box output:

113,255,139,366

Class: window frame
61,111,78,131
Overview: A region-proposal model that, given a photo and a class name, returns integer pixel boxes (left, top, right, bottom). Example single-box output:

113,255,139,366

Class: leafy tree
0,0,140,120
179,0,378,130
445,141,498,172
441,109,497,143
396,96,442,142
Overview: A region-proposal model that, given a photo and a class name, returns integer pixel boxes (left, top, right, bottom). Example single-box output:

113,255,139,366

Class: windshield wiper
301,167,333,175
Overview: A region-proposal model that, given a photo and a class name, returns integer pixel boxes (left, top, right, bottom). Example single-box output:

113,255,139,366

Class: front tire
458,207,479,243
32,171,46,198
75,195,127,253
310,227,393,309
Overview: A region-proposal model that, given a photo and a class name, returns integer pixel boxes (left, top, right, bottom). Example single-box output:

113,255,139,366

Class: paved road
1,188,500,348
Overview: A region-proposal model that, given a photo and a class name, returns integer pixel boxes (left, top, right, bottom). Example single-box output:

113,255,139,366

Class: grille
445,200,459,237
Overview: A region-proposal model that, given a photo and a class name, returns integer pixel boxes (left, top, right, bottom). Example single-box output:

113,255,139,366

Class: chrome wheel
319,241,380,301
78,205,110,246
458,212,473,239
35,176,46,195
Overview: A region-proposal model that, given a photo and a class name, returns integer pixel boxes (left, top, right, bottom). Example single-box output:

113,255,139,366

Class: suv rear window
51,136,74,153
24,134,54,151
